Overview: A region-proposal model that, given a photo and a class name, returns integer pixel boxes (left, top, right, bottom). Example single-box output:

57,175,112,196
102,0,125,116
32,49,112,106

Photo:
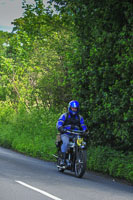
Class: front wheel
75,149,87,178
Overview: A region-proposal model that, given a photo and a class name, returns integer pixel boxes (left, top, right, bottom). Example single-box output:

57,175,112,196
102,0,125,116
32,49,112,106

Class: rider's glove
85,130,89,135
58,126,65,134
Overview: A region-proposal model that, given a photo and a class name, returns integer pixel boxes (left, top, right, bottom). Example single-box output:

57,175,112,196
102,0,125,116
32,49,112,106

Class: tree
1,0,76,109
48,0,133,150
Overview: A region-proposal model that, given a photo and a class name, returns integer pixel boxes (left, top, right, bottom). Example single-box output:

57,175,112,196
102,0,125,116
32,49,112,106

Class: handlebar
64,129,89,137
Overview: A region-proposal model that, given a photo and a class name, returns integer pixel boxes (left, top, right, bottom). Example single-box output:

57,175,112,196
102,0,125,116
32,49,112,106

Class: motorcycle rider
56,100,88,166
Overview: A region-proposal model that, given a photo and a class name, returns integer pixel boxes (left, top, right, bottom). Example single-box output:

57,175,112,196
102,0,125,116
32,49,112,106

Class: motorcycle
54,130,88,178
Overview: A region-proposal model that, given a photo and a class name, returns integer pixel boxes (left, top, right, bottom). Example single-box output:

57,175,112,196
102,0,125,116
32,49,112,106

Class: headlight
77,137,83,146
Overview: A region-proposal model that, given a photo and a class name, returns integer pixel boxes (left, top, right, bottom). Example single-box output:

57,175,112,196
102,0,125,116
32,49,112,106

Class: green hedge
0,104,59,160
87,146,133,183
61,0,133,151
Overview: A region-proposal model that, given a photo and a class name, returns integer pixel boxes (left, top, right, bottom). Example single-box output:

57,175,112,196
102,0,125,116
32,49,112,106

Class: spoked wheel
75,149,87,178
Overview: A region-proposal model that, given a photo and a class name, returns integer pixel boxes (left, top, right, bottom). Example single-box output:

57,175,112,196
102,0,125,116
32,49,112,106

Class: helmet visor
71,107,77,112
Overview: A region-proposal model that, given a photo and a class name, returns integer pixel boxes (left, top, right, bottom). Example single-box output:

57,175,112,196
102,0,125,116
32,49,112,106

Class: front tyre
75,149,87,178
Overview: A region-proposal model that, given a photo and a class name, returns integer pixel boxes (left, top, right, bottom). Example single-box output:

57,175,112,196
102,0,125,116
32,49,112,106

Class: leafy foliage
50,0,133,151
0,104,59,160
87,145,133,183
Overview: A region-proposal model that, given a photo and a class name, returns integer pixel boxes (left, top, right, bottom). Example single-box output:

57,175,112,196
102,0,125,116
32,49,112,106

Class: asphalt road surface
0,147,132,200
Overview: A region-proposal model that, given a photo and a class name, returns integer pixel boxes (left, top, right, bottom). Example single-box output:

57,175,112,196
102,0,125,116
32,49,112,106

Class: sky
0,0,48,32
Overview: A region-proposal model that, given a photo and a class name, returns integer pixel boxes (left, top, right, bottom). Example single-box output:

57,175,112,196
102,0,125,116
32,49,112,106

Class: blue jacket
56,112,87,134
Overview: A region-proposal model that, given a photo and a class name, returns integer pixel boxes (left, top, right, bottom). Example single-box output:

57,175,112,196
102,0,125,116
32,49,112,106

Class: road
0,147,132,200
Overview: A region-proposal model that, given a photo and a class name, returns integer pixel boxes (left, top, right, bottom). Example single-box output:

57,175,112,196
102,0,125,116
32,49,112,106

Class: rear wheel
75,149,87,178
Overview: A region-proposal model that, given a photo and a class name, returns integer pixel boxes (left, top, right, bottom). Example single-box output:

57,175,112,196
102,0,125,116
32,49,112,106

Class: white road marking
15,180,63,200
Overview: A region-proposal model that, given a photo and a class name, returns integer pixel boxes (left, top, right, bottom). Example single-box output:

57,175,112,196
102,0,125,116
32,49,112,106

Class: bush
0,103,60,161
87,146,133,183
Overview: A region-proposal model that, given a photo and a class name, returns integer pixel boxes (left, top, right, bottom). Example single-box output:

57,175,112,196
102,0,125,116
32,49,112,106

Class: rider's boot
60,152,66,166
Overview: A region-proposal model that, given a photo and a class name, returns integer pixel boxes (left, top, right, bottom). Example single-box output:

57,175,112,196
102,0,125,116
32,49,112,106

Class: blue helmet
68,100,80,115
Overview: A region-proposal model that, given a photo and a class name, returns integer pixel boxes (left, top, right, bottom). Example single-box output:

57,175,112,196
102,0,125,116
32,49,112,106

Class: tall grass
0,102,61,160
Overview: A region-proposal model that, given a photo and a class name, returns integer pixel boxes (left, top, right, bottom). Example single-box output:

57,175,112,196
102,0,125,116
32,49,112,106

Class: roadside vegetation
0,0,132,183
